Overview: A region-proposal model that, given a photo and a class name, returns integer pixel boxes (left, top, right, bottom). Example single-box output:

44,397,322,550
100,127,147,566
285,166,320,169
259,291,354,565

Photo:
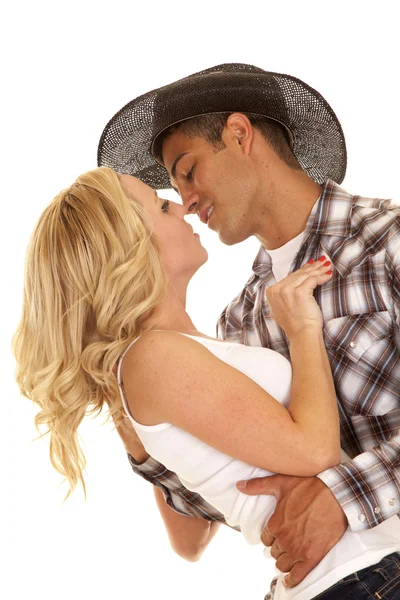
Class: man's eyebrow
171,152,188,179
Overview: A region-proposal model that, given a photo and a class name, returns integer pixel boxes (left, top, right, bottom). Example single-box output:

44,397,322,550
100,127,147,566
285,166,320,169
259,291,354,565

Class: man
98,63,400,599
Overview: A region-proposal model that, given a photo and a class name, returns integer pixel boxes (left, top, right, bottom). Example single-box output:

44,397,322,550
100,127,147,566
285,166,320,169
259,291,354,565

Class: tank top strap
116,337,138,417
117,337,138,387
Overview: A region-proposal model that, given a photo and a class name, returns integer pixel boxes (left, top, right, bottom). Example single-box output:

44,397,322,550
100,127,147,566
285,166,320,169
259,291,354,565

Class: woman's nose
171,200,192,219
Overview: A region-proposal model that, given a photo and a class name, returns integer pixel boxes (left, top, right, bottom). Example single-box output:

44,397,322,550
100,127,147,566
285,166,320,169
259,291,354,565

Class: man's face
161,129,257,246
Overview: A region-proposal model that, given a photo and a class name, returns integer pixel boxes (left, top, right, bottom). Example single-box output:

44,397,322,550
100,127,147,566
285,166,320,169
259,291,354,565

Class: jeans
265,552,400,599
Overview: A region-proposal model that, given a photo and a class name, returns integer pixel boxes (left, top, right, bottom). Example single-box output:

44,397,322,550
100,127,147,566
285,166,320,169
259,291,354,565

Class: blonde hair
12,167,166,500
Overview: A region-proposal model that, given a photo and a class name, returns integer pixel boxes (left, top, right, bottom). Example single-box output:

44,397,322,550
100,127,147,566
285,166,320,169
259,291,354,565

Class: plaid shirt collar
252,179,395,282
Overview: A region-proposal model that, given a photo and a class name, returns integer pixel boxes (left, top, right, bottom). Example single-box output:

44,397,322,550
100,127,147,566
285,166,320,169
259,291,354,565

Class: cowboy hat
97,63,347,188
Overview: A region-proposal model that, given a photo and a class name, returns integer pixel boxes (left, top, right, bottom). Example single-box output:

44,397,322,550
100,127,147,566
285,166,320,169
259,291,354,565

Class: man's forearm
153,487,220,561
127,445,149,464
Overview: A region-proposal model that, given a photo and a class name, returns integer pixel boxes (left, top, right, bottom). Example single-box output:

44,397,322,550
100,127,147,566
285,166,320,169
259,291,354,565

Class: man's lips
199,204,214,224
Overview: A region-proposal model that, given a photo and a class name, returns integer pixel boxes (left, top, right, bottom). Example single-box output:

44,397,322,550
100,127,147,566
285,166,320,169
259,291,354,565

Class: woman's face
120,174,208,280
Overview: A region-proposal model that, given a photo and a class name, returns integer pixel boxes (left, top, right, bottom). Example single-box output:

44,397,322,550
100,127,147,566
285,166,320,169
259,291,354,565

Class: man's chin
218,229,248,247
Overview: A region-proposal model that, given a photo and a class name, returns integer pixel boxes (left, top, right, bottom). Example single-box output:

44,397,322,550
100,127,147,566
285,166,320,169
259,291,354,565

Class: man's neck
253,171,322,250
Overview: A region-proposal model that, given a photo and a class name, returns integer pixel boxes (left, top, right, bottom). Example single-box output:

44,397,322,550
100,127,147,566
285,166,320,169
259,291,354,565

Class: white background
1,1,399,599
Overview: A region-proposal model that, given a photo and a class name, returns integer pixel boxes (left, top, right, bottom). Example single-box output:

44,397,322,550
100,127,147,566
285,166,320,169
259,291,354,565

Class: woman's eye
186,166,194,181
161,200,170,213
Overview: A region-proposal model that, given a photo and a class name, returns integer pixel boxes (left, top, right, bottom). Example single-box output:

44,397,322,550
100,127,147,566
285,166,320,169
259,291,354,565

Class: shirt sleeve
127,453,234,527
386,221,400,336
318,431,400,531
127,453,193,517
318,223,400,531
216,308,227,339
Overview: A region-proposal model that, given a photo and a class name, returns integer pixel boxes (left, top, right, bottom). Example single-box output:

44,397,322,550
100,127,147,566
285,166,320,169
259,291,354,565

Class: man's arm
237,223,400,587
109,400,229,558
236,412,400,587
318,429,400,530
113,405,230,524
318,225,400,531
237,474,348,587
125,448,221,561
153,487,220,561
110,411,222,559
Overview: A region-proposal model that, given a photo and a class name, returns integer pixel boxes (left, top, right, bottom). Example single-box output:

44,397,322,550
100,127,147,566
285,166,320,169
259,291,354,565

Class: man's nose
181,190,199,215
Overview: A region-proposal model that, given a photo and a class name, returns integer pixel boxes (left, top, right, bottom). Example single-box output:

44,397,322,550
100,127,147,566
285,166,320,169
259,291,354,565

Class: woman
12,167,400,600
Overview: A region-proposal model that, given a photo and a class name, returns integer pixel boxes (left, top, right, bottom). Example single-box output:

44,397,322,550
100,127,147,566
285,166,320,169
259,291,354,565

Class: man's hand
237,474,348,588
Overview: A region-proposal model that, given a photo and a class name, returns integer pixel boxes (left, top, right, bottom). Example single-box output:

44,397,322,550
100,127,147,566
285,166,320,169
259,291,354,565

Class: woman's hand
266,257,332,338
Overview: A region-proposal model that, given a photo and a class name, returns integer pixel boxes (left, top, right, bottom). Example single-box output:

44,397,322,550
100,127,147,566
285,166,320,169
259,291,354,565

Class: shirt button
358,513,366,522
349,341,357,348
374,506,381,514
389,498,396,506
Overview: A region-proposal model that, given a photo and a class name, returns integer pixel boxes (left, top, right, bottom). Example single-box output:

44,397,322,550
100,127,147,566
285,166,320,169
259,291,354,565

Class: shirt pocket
324,311,398,415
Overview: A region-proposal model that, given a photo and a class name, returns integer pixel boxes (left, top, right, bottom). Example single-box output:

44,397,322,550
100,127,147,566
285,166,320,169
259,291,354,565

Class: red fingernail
307,259,314,264
324,261,331,267
318,255,326,262
327,270,332,275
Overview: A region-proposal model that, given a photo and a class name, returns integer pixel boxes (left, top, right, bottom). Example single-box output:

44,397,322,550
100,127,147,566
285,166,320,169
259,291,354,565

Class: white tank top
117,332,400,600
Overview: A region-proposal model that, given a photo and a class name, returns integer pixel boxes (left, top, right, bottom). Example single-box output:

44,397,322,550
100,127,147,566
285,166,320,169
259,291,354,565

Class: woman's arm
153,487,220,562
286,327,339,464
264,261,340,469
123,260,340,477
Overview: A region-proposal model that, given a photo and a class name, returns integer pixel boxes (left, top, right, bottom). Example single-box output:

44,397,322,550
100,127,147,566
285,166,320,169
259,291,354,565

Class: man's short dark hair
153,112,301,170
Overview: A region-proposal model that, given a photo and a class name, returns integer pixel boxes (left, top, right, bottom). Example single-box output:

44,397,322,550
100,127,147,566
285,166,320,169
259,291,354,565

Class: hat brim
97,63,347,188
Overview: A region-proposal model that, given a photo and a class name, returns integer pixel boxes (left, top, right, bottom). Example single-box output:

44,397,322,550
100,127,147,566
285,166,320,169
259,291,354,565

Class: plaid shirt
128,180,400,534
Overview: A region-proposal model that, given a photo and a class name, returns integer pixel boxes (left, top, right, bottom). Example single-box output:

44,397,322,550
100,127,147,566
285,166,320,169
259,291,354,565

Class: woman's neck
142,282,201,335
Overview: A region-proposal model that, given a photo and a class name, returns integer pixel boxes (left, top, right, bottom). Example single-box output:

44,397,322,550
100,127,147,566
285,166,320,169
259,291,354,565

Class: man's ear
224,113,254,154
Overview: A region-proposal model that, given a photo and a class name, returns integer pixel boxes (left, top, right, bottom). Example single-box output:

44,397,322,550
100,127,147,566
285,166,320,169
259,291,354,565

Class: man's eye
186,166,194,181
161,200,170,213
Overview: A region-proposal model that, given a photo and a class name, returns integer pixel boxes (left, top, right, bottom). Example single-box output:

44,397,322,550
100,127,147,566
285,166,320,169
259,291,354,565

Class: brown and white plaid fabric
128,453,238,529
128,180,400,534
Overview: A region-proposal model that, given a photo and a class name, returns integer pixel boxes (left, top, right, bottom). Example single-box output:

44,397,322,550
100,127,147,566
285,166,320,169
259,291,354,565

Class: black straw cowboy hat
97,63,347,188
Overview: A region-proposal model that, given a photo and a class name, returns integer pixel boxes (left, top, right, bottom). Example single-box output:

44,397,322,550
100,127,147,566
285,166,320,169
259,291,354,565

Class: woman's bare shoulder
122,330,217,394
120,330,219,425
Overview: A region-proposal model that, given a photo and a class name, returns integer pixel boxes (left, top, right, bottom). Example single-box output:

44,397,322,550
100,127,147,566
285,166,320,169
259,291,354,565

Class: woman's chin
191,252,209,276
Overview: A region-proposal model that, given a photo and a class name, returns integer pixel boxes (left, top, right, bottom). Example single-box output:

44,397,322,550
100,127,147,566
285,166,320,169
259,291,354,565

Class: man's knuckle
290,565,307,585
270,547,279,560
279,536,290,549
267,519,278,535
276,557,290,572
261,530,273,546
